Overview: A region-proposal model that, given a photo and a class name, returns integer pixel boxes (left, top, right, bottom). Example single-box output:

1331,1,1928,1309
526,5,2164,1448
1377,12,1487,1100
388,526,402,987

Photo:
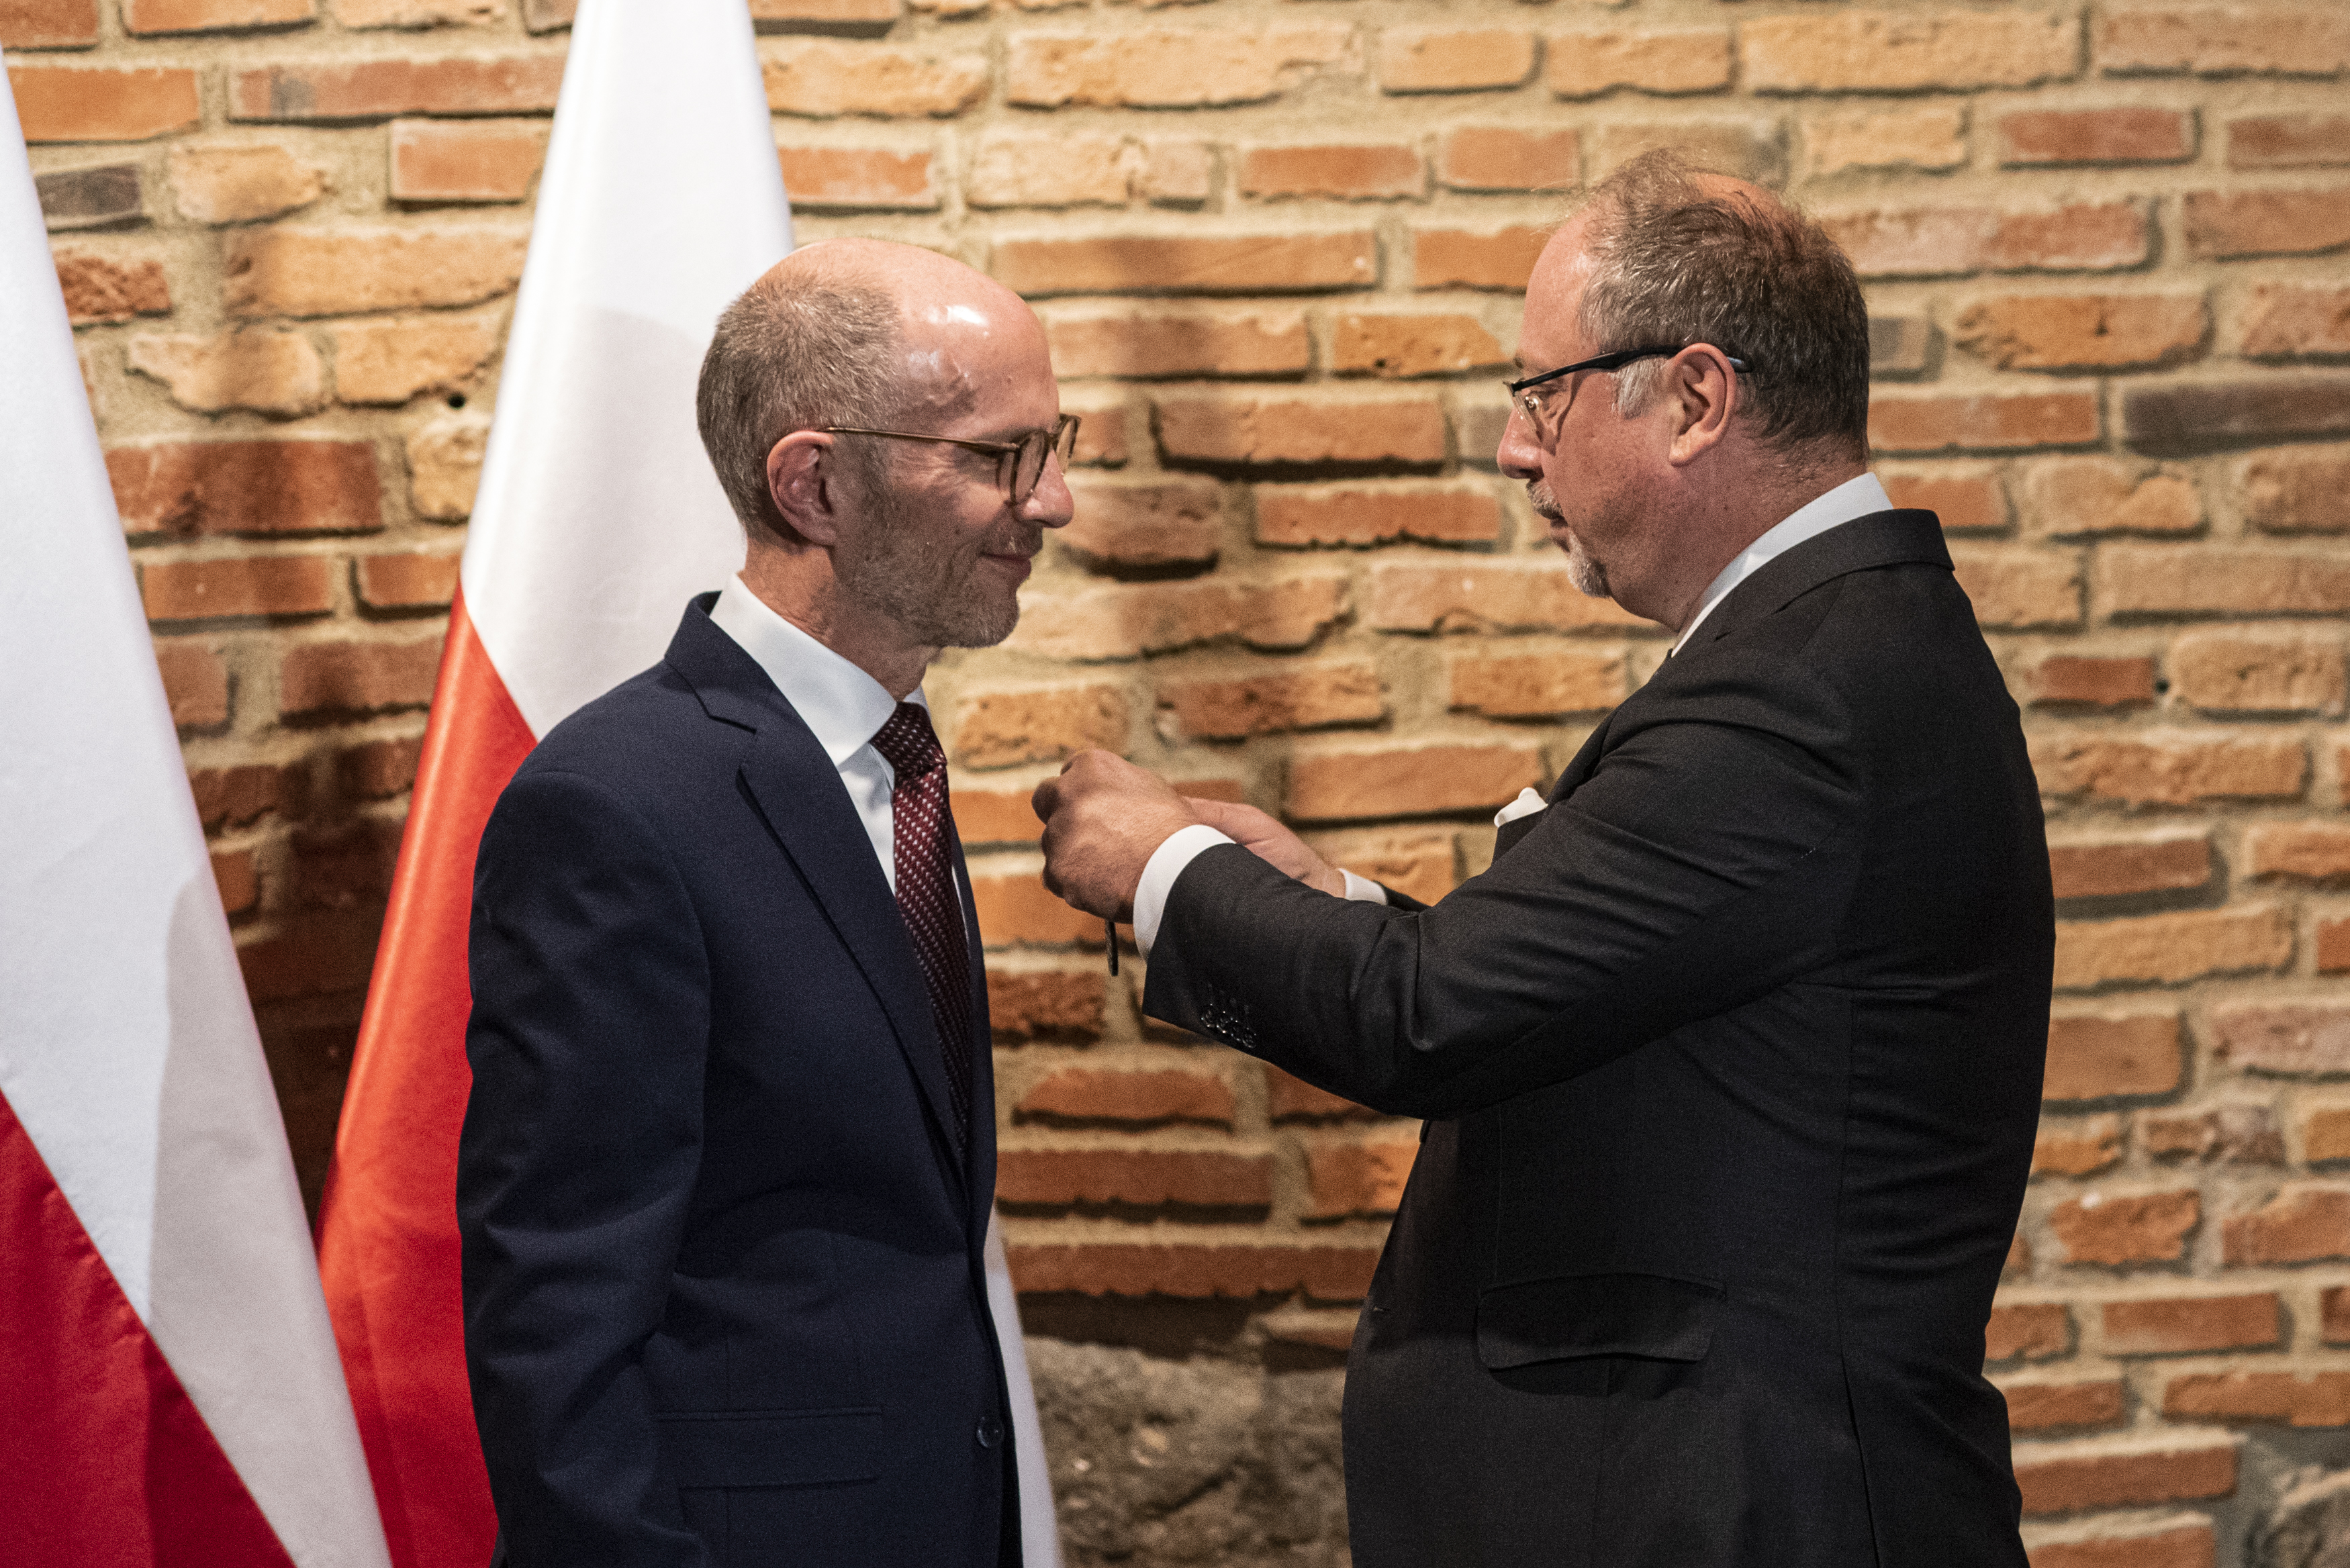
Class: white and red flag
312,4,1061,1566
0,64,392,1568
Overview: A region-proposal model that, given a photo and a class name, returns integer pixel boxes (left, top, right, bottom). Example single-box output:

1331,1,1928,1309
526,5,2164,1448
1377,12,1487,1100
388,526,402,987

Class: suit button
976,1414,1005,1449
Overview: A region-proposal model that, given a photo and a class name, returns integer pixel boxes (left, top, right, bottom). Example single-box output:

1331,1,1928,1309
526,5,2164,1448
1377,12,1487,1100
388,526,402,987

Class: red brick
236,912,381,1003
2215,1003,2350,1075
972,871,1110,949
2049,832,2211,899
1376,26,1536,93
965,134,1128,210
1871,391,2101,454
169,142,326,225
1284,742,1544,824
1744,9,2079,93
1006,27,1350,111
1329,311,1505,379
2034,1115,2124,1177
1016,1067,1235,1128
1987,1302,2074,1361
53,249,169,325
1951,548,2083,630
1258,1308,1360,1353
1437,126,1579,193
189,763,294,832
2044,1012,2185,1101
1005,1240,1380,1302
2014,1436,2237,1516
2223,1183,2350,1264
1546,26,1732,98
330,313,502,407
2237,445,2350,532
2102,546,2350,617
1256,482,1501,548
1953,293,2207,373
2165,1369,2350,1426
1043,308,1311,380
352,549,459,611
0,0,98,48
997,1147,1272,1210
1305,1134,1419,1218
211,847,259,920
1411,226,1548,292
2320,919,2350,975
2024,458,2202,538
225,226,527,318
950,682,1127,770
1822,203,2151,278
1998,107,2196,166
949,783,1043,848
122,0,310,33
291,816,402,911
1366,557,1654,634
1298,828,1459,908
231,54,565,122
2240,284,2350,360
278,636,440,718
2169,631,2345,714
109,442,383,540
2099,5,2350,77
777,145,935,211
142,556,334,624
155,642,229,729
337,736,420,801
1006,575,1350,663
2230,113,2350,169
1447,648,1626,719
2002,1378,2127,1432
405,413,487,521
1156,393,1446,470
2054,904,2292,989
993,231,1376,298
764,40,988,116
2049,1187,2199,1265
1058,477,1221,571
1805,107,1969,176
126,328,328,418
1588,117,1789,186
984,968,1102,1040
1239,144,1422,202
2124,376,2350,453
37,162,145,228
2141,1103,2284,1165
1883,467,2010,533
2033,730,2306,805
1266,1064,1378,1123
9,64,200,142
2306,1104,2350,1161
390,118,548,204
2033,656,2159,709
1158,661,1384,741
2102,1293,2282,1353
2184,188,2350,259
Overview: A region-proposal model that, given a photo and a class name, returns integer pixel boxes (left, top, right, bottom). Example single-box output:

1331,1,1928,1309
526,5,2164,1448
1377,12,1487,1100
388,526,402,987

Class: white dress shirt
1135,472,1896,956
707,574,931,895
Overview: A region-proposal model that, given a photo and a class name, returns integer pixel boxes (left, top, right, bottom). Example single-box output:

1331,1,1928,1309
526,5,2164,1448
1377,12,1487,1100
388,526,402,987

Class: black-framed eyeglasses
820,413,1080,507
1507,346,1750,431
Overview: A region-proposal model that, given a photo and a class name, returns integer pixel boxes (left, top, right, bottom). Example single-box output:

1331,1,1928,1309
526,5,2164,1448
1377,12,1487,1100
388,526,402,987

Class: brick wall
14,0,2350,1560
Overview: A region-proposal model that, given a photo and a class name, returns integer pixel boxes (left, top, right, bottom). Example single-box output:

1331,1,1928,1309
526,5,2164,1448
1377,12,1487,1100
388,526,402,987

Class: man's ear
1664,346,1740,468
767,430,846,547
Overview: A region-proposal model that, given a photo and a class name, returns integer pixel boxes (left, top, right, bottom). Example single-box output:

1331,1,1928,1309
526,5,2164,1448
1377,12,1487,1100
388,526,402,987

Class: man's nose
1021,452,1076,528
1496,403,1544,480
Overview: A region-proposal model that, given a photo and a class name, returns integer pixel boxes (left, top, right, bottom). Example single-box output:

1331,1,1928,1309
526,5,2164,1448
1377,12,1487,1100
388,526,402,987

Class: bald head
696,238,1051,546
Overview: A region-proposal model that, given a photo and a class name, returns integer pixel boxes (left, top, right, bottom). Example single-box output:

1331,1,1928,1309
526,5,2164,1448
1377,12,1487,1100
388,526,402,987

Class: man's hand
1186,798,1344,897
1033,751,1201,921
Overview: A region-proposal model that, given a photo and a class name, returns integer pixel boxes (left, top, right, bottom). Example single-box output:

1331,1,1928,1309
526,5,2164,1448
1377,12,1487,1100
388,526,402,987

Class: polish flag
0,66,391,1568
311,3,1060,1566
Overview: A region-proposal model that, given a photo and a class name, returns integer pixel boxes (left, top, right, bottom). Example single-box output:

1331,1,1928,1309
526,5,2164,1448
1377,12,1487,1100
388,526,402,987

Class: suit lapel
663,601,970,1204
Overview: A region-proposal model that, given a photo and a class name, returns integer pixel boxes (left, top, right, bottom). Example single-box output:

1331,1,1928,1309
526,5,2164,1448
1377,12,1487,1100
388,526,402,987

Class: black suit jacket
1144,511,2052,1567
459,595,1017,1568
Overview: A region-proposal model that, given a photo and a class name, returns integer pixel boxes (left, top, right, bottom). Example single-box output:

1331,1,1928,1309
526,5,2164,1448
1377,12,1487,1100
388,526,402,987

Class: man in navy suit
457,238,1076,1568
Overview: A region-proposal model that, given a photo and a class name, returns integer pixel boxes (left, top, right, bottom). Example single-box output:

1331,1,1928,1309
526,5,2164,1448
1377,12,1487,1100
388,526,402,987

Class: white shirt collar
1673,472,1893,653
706,575,922,766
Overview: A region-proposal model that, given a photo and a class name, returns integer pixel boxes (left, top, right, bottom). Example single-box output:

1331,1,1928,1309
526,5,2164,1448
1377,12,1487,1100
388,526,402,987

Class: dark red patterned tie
869,702,974,1142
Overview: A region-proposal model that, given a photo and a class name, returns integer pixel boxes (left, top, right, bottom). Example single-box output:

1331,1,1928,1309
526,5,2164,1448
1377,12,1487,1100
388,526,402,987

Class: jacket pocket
659,1406,885,1489
1475,1271,1724,1371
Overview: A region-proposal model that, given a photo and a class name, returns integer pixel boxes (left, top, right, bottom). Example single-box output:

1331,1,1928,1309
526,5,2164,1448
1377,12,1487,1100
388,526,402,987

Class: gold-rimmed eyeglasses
821,413,1081,508
1507,346,1750,436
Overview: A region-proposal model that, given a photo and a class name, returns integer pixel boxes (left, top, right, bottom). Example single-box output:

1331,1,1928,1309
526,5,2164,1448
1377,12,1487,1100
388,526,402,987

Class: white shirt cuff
1132,823,1235,958
1340,869,1390,905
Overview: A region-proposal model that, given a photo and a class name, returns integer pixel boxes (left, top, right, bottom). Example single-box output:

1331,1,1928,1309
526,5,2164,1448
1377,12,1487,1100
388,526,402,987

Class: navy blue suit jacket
459,595,1016,1568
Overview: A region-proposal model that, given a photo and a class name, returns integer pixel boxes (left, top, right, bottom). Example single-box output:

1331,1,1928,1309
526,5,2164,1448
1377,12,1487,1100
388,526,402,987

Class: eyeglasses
1507,346,1750,434
820,413,1081,508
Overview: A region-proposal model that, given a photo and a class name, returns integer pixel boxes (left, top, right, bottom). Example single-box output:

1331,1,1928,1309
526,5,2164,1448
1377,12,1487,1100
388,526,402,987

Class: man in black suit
1033,152,2052,1566
458,238,1076,1567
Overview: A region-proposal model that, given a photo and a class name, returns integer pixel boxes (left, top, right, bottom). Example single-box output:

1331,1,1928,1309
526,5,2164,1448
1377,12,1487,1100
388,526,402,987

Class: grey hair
1575,150,1872,462
696,270,902,547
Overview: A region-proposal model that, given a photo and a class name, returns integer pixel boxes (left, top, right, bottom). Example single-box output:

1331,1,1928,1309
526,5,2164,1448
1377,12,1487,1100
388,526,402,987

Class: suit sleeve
1143,661,1861,1120
459,767,712,1568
